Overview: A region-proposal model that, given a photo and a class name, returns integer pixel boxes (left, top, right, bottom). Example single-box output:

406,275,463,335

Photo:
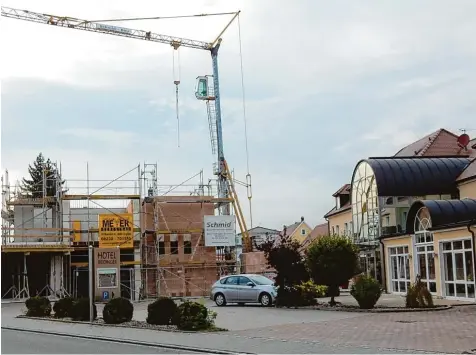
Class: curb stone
2,326,243,354
284,305,453,313
16,315,228,334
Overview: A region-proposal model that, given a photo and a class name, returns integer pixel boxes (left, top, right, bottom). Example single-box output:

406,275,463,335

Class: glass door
416,244,437,293
388,246,410,293
441,239,475,300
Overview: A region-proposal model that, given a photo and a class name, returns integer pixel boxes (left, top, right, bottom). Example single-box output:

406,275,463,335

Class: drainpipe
379,238,387,293
468,219,476,301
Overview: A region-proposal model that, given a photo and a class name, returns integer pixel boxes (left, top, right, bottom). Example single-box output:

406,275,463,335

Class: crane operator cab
195,75,215,100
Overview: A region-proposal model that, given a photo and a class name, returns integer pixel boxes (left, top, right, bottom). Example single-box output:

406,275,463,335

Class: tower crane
1,6,253,253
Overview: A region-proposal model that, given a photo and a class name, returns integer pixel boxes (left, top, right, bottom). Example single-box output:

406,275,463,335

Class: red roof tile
301,223,328,249
457,158,476,182
395,128,474,157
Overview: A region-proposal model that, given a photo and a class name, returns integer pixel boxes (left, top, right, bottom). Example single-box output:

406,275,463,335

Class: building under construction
1,162,252,301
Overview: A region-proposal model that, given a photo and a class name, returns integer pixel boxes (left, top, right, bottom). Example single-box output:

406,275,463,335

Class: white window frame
439,237,475,301
301,228,306,236
387,245,411,294
412,207,436,294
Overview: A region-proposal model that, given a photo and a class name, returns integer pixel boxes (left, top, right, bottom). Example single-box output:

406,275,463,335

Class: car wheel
214,293,227,307
259,292,272,307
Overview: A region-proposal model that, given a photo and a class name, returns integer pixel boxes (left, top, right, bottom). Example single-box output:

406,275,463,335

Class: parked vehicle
210,274,277,307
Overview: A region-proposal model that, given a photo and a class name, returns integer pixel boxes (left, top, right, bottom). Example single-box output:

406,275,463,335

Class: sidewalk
2,313,432,354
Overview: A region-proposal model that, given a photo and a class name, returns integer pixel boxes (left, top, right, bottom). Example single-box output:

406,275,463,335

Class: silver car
210,274,277,307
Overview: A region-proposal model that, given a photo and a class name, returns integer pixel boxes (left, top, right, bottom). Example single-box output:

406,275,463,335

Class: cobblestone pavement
228,305,476,354
4,301,476,353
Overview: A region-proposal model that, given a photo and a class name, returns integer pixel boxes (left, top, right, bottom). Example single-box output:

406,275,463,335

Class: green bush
173,300,216,331
406,276,434,308
350,275,382,309
71,298,97,321
103,297,134,324
146,297,178,325
53,297,75,318
275,286,305,307
25,296,52,317
295,280,328,305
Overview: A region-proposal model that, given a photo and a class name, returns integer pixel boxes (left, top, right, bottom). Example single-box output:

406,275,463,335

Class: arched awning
359,157,472,197
406,199,476,233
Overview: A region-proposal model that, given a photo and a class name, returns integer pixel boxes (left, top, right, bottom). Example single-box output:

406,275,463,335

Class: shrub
406,276,434,308
103,297,134,324
71,298,97,321
295,280,328,305
257,232,310,303
53,297,75,318
146,297,178,325
173,300,216,331
350,275,382,309
25,296,52,317
306,235,360,306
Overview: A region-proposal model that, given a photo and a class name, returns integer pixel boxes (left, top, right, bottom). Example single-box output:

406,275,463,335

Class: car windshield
249,275,274,285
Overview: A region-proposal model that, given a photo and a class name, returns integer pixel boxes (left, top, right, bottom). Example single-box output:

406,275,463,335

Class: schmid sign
98,213,134,248
203,215,236,247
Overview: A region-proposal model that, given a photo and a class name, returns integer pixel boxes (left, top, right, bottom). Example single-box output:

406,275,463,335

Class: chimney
301,216,304,222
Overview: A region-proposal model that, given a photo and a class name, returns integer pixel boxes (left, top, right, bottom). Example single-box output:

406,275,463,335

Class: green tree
306,235,360,306
21,153,58,198
257,232,310,307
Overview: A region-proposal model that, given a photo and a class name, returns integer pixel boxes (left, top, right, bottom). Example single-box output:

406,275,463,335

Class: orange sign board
98,213,134,248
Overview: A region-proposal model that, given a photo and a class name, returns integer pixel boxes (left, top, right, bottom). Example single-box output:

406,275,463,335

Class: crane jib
95,23,132,35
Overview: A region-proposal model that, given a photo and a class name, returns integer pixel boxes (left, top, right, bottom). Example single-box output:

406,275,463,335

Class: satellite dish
457,133,470,148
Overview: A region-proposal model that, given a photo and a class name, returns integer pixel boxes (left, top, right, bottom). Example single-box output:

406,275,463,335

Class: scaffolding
1,161,248,301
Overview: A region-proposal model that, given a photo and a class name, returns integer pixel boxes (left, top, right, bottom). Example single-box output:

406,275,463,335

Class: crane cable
172,45,181,148
237,14,253,228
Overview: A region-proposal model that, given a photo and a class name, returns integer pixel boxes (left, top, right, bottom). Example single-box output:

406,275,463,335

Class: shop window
441,239,475,299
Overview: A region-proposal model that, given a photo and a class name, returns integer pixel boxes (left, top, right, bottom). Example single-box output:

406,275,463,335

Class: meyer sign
98,213,134,248
204,215,236,247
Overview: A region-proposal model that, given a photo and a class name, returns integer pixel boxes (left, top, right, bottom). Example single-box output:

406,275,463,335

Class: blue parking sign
102,291,110,300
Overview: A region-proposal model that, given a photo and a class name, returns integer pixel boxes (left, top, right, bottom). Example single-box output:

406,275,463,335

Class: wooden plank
62,194,140,200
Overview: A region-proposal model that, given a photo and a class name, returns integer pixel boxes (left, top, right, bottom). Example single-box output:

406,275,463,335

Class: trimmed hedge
350,275,382,309
146,297,178,325
25,296,51,317
71,298,97,321
173,300,216,331
103,297,134,324
53,297,75,318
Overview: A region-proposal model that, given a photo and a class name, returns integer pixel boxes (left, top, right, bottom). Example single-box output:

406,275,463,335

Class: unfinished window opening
170,234,179,255
158,238,165,256
184,234,192,254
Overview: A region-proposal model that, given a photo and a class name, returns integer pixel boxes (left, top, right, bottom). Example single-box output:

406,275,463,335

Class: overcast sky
2,0,476,230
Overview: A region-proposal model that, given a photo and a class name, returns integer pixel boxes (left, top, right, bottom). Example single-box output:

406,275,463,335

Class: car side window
224,276,238,285
238,276,252,285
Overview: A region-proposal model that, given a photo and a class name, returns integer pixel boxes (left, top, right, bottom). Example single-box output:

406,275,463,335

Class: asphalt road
1,329,194,354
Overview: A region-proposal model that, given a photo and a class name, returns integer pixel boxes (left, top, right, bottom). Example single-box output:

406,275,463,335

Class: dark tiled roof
332,184,351,197
363,157,472,197
324,202,351,218
406,199,476,232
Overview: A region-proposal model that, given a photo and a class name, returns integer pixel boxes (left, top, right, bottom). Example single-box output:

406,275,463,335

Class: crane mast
1,6,251,251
